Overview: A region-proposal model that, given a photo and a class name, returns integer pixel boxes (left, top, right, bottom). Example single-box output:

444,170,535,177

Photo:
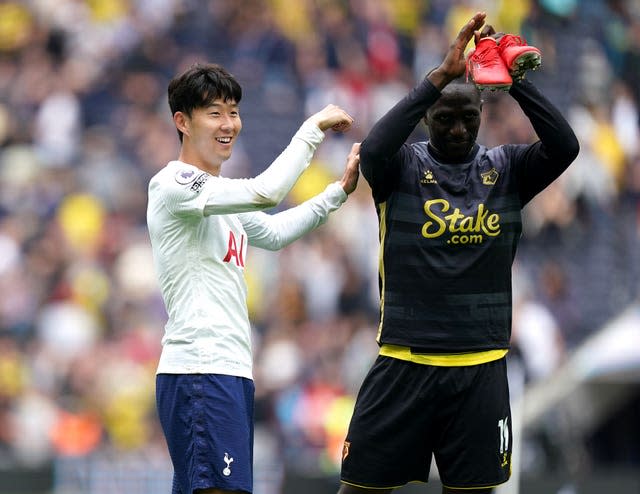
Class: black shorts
340,356,512,490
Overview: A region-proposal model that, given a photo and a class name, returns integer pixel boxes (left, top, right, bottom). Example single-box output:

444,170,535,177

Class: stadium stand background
0,0,638,493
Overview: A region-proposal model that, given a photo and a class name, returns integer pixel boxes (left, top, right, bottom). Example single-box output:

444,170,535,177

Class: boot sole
510,52,541,79
474,82,512,92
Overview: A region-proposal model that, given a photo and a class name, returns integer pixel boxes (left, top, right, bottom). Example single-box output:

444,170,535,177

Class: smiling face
168,62,243,174
175,98,242,174
424,83,482,163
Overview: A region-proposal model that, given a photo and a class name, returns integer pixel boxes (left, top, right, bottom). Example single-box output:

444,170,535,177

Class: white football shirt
147,121,347,379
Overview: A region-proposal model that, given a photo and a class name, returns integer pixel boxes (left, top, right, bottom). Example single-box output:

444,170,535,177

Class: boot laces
499,34,526,48
468,42,501,68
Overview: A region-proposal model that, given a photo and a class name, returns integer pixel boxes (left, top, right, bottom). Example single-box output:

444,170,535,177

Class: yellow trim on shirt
375,202,387,343
379,344,508,366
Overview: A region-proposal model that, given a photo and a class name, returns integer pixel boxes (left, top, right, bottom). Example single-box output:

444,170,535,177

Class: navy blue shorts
156,374,255,494
341,356,512,490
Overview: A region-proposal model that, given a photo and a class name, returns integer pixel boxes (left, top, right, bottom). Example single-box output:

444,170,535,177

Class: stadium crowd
0,0,639,491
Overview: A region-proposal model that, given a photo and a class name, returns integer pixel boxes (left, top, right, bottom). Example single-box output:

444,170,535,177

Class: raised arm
211,104,354,211
198,105,353,215
155,105,355,218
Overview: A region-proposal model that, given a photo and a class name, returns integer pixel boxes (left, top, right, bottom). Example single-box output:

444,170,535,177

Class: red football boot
498,34,542,80
466,37,512,91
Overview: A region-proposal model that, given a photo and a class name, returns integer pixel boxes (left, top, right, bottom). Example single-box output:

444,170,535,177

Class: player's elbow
562,127,580,159
566,135,580,163
257,235,287,251
252,191,283,209
548,132,580,168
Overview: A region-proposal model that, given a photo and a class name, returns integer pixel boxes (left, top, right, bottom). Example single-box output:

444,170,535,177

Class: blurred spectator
537,260,583,348
512,282,566,383
0,1,639,492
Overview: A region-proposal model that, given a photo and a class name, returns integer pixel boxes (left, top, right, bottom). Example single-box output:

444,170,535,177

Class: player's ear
174,111,190,137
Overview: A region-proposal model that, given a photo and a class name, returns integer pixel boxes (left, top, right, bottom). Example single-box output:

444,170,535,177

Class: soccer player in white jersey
146,62,360,494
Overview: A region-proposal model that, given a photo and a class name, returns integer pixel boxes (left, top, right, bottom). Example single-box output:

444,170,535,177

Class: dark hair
168,62,242,141
442,75,480,93
424,67,478,92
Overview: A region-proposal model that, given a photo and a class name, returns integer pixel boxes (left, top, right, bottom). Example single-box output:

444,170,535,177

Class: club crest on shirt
174,168,198,185
481,167,499,185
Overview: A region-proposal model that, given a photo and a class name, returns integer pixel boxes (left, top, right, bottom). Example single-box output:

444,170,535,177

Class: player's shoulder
149,161,212,195
150,161,199,186
480,144,514,169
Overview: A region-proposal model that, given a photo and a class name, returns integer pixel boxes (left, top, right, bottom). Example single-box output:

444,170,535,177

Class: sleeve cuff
325,181,348,205
295,120,326,148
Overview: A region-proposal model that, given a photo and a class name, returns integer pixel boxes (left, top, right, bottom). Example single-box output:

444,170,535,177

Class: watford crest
481,167,499,185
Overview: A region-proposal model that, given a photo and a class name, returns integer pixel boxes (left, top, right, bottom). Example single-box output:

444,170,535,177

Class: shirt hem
379,344,508,366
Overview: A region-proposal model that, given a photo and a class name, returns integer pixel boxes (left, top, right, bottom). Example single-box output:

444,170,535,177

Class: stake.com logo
421,199,501,245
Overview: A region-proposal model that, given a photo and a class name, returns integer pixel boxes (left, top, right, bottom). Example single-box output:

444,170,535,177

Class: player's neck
177,148,222,176
427,142,478,165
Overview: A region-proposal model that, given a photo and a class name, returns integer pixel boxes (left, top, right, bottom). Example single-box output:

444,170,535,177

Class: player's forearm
243,182,347,250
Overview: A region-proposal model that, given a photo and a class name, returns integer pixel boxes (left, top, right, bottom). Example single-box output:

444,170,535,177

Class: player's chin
216,144,235,158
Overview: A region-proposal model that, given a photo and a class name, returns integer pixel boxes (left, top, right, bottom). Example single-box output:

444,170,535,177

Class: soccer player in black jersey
338,12,579,494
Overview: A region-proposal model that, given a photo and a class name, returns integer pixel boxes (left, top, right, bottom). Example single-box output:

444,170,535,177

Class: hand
307,104,355,132
427,11,486,90
339,142,360,195
474,24,503,45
